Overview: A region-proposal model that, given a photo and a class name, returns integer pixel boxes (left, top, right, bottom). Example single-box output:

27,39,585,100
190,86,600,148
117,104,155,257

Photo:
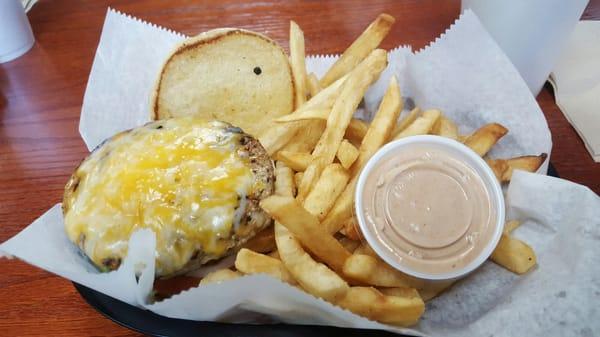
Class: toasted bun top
152,29,295,137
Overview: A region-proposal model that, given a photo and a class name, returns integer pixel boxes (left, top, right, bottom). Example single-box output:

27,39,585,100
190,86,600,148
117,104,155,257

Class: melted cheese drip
64,118,256,276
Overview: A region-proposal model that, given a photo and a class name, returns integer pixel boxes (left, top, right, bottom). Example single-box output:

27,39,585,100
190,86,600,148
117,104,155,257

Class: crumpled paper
3,7,598,337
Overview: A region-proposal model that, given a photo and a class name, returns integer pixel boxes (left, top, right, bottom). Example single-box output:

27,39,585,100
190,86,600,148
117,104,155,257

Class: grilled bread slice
152,29,295,137
63,118,274,278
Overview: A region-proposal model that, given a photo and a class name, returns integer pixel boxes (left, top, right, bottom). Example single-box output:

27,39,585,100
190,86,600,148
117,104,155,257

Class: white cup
462,0,589,96
0,0,35,63
354,136,505,281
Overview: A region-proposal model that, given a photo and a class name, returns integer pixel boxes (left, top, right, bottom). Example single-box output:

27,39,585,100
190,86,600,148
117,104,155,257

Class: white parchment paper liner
3,7,599,337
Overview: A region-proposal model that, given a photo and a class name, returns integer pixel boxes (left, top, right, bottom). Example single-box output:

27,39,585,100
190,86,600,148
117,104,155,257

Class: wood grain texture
0,1,598,336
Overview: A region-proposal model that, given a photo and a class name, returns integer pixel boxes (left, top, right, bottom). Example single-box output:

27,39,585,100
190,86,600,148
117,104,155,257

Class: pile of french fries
201,14,546,326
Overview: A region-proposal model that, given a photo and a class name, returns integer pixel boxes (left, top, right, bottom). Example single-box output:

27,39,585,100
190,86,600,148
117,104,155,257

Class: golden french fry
199,269,241,285
272,157,348,301
504,220,521,234
463,123,508,157
322,175,357,234
275,223,349,301
418,280,455,302
259,74,348,155
343,254,424,288
320,14,395,87
351,76,402,176
296,157,327,201
241,226,275,253
275,108,330,123
274,161,296,197
486,153,547,182
379,287,421,299
280,120,326,153
345,118,369,145
336,140,360,170
294,171,304,190
290,21,307,107
339,237,361,253
342,217,361,241
491,233,537,274
304,163,350,219
486,157,510,181
276,151,312,172
235,248,297,285
307,72,322,97
432,116,459,140
458,134,469,143
391,107,420,139
299,49,388,198
261,195,352,273
393,109,441,140
337,286,424,326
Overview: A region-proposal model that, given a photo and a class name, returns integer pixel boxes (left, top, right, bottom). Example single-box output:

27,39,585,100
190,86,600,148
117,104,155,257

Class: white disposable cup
355,135,505,281
0,0,35,63
462,0,589,96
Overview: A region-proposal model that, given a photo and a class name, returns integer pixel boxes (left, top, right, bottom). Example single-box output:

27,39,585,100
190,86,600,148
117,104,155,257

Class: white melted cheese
64,118,256,276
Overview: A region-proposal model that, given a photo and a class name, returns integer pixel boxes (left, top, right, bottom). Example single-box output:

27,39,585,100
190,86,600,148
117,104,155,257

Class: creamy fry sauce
361,145,496,275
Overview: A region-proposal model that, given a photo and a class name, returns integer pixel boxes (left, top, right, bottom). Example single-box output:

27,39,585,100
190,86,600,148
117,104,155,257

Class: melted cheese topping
64,118,257,276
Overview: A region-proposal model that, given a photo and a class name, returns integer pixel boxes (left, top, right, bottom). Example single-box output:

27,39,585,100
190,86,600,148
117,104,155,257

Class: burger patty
62,118,274,277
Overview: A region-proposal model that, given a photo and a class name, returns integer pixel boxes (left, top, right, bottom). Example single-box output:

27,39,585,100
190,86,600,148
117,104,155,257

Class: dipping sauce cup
355,135,505,281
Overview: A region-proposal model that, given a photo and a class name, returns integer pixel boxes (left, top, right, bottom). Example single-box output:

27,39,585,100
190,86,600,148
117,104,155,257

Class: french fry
458,134,470,143
339,237,361,253
491,234,537,274
319,14,395,87
351,76,402,177
294,172,304,190
307,72,322,97
274,161,296,197
241,226,275,253
273,157,349,302
345,118,369,145
296,156,327,201
486,153,547,182
432,115,459,140
199,269,241,285
290,21,307,107
279,120,326,153
322,175,357,234
342,217,361,241
299,49,387,198
276,151,312,171
379,287,421,299
259,74,348,155
337,286,424,326
261,195,352,273
304,163,350,219
275,223,349,301
393,109,441,140
235,248,297,285
463,123,508,157
504,220,521,234
391,107,420,139
343,254,424,288
336,140,360,169
275,108,330,123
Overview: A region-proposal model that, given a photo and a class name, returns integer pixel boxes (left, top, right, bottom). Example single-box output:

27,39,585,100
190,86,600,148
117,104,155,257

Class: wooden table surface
1,0,598,336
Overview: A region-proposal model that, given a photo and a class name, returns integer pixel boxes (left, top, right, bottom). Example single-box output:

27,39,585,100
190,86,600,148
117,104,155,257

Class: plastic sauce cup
354,135,505,281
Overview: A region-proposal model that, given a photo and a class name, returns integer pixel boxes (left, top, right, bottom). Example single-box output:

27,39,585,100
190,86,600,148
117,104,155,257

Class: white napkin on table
549,20,600,162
